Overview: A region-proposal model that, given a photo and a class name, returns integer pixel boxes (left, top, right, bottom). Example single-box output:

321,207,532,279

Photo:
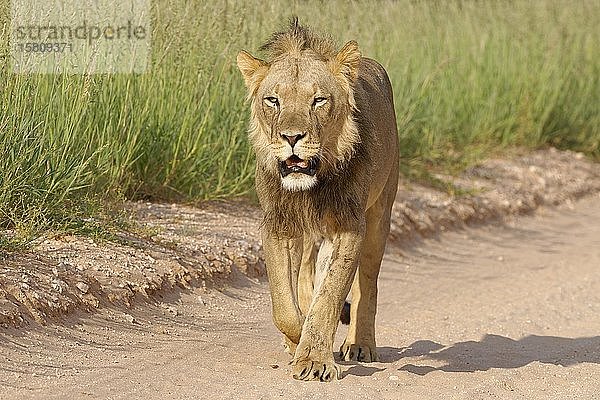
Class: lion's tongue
286,156,308,169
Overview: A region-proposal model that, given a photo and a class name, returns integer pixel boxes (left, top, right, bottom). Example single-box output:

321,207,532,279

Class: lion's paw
292,359,341,382
340,341,378,362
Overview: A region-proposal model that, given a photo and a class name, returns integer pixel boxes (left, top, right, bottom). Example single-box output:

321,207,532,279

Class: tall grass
0,0,598,243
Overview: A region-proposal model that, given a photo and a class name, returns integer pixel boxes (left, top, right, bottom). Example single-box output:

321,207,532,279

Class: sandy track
1,195,599,399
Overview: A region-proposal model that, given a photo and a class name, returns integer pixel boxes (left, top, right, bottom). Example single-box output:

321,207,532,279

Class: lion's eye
313,97,328,108
264,97,279,108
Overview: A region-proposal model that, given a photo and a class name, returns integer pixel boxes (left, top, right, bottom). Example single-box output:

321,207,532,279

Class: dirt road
1,195,600,399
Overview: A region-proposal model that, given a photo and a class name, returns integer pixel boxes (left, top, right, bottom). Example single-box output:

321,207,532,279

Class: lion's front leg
340,198,390,362
262,233,305,346
341,173,397,363
291,230,363,382
297,234,317,316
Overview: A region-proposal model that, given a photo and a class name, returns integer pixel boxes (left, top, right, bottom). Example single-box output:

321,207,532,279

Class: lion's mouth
279,155,320,177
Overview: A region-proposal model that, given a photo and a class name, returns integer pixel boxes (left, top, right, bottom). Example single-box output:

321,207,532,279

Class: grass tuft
0,0,598,245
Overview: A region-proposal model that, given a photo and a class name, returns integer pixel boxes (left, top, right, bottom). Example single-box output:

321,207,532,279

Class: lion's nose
281,132,306,148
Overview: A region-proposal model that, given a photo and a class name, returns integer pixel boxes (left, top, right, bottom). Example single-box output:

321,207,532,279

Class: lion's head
237,19,362,192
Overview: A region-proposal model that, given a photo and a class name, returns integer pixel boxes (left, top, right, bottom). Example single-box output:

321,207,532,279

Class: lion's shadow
375,334,600,376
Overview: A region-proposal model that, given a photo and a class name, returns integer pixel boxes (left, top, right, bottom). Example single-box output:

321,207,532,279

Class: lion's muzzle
279,155,320,178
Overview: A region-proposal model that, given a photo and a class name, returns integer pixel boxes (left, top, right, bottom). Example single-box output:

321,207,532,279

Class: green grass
0,0,599,245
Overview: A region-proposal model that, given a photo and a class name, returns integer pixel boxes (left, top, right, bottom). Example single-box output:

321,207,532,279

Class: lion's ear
237,50,269,93
331,41,361,82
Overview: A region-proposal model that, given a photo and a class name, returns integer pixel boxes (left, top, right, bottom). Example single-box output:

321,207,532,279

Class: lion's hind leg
282,234,317,356
262,234,305,351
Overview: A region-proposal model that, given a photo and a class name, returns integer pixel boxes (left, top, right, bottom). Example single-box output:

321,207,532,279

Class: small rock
51,279,67,294
76,282,90,293
389,375,399,381
270,364,279,369
124,314,136,324
197,296,206,305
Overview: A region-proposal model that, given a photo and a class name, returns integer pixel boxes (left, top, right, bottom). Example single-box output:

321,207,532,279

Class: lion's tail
340,301,351,325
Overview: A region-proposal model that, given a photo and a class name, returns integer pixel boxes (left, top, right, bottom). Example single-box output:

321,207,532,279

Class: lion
237,19,399,381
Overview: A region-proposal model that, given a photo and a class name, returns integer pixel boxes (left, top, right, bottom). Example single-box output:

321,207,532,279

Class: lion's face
238,43,361,191
251,57,349,191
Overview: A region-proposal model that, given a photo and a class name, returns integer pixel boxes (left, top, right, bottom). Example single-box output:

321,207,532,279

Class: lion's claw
340,342,378,362
292,359,341,382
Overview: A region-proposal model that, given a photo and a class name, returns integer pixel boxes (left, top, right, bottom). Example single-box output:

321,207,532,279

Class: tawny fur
237,18,399,382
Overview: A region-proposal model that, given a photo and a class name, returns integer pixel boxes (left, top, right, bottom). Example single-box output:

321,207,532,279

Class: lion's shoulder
356,58,395,108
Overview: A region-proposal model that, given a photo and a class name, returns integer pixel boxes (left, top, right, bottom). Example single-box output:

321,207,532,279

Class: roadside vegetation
0,0,598,246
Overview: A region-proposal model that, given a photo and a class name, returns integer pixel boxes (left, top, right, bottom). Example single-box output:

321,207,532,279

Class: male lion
237,19,399,381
